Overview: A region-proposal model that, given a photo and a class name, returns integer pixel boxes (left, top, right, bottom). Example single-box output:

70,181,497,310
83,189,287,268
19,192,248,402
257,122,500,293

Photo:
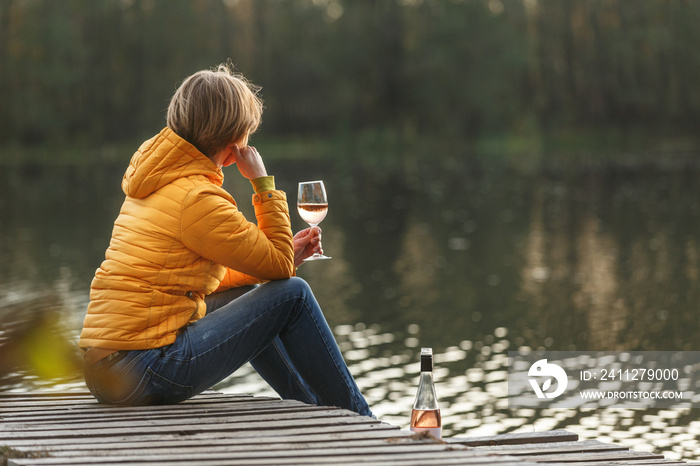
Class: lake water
1,154,699,460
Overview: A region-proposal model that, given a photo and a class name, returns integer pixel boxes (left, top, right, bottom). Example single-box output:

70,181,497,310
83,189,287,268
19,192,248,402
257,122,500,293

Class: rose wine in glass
298,180,331,261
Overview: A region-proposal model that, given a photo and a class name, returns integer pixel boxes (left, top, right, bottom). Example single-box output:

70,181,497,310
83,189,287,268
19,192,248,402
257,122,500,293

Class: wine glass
297,180,331,261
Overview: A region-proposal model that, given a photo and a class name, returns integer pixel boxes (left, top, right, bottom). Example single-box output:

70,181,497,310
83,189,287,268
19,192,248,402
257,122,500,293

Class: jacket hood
122,127,223,199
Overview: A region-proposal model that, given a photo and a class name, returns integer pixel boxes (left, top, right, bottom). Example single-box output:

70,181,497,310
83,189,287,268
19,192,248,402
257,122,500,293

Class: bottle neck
414,371,439,410
418,371,435,390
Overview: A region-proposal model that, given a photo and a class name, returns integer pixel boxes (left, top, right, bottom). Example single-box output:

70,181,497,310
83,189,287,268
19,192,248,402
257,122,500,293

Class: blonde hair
167,63,263,157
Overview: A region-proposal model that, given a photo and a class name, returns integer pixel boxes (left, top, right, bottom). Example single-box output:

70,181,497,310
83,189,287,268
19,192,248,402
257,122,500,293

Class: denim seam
147,368,194,396
270,338,317,404
301,299,363,412
110,348,153,377
114,366,154,405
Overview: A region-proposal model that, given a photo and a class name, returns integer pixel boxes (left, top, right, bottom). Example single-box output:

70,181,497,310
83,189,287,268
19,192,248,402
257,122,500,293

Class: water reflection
1,159,700,460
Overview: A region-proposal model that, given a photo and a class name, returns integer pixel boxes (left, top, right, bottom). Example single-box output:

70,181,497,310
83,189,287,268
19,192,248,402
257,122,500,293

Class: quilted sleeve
181,184,295,281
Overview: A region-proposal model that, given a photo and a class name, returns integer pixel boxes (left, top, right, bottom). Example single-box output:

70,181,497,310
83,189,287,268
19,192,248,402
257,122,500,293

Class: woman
79,64,372,417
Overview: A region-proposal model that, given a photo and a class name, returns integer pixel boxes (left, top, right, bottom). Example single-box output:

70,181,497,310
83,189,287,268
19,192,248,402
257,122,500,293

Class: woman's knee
265,277,316,305
266,276,309,293
286,276,311,292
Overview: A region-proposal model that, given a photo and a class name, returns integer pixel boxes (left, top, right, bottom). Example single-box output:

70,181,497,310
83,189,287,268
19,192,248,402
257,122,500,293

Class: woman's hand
225,145,267,180
293,227,322,267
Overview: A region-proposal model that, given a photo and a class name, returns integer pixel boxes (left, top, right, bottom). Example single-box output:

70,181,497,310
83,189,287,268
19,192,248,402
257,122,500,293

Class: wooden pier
0,390,694,465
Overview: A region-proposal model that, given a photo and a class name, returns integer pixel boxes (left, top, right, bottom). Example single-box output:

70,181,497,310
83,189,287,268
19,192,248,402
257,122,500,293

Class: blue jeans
83,277,372,417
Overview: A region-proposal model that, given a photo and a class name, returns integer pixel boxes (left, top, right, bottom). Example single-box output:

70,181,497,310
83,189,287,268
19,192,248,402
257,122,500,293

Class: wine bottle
410,347,442,439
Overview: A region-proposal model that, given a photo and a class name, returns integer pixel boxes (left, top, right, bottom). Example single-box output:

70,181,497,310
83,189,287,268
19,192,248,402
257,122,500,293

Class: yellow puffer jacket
79,128,295,350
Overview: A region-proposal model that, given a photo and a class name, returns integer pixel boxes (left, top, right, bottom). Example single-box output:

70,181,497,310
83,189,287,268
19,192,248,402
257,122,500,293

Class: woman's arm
180,185,295,281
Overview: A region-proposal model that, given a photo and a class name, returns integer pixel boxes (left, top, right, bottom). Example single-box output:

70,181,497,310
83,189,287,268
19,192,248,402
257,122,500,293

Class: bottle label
409,426,442,439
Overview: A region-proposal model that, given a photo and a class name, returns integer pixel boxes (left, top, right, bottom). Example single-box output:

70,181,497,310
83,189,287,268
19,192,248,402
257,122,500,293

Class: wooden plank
579,461,689,465
0,392,244,403
6,448,544,466
0,418,392,441
1,407,319,425
0,393,267,412
0,427,413,449
519,448,666,462
0,424,402,451
16,433,622,459
0,390,225,399
11,438,443,456
34,439,662,464
0,413,375,436
0,421,396,440
9,443,474,462
471,439,628,455
2,406,359,432
9,458,537,466
0,399,306,421
0,395,262,411
448,429,579,446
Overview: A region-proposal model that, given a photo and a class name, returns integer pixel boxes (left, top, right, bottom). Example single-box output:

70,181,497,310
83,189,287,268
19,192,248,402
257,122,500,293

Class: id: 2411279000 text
580,368,679,381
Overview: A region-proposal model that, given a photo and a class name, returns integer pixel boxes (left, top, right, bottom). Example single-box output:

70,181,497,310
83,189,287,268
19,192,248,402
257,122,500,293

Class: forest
1,0,699,161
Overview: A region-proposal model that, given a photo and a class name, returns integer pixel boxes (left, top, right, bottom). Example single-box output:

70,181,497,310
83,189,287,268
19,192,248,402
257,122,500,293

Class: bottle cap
420,347,433,372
